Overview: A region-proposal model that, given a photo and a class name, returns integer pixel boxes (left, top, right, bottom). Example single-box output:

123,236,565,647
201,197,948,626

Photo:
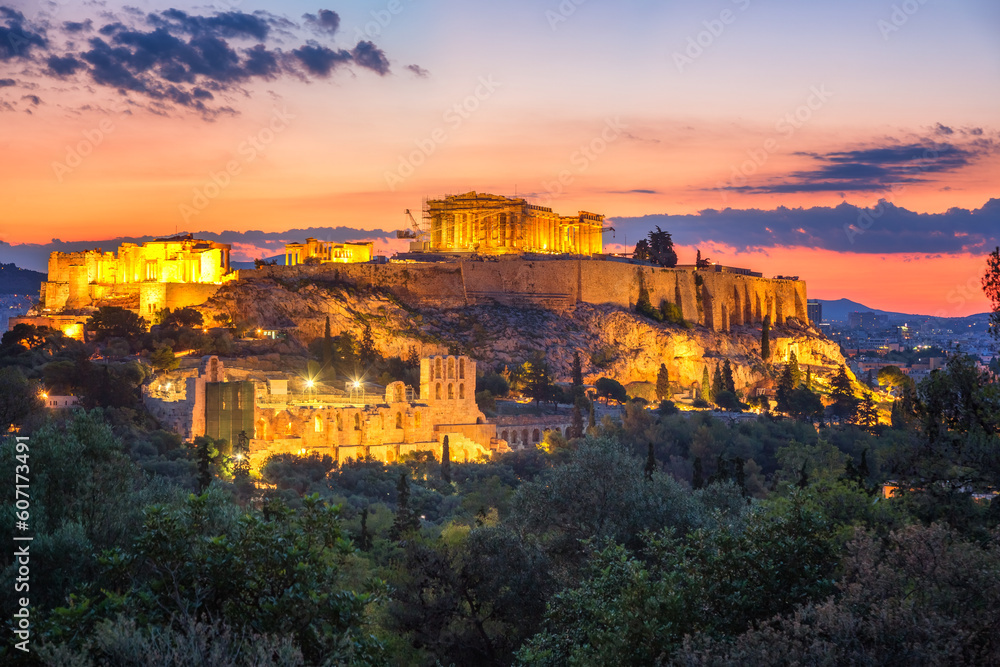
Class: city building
848,311,889,329
422,192,604,255
807,299,822,324
284,239,374,266
42,395,79,409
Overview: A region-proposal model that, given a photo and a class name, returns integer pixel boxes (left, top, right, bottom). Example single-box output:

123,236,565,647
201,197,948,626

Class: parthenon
426,192,604,255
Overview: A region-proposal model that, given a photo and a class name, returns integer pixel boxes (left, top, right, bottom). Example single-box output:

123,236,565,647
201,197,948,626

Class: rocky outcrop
200,275,850,394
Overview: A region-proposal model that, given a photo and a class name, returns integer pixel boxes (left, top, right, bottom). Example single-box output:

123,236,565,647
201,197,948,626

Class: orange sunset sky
1,0,998,315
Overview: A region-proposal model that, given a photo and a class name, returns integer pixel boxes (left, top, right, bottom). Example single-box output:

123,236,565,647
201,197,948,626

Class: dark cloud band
725,135,993,195
612,198,1000,255
0,6,400,115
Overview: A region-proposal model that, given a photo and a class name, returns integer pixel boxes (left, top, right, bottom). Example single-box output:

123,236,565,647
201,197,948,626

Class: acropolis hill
15,192,846,411
198,257,844,400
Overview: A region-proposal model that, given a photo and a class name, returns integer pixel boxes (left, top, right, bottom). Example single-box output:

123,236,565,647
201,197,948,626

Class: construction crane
396,208,431,252
601,225,631,256
395,209,423,239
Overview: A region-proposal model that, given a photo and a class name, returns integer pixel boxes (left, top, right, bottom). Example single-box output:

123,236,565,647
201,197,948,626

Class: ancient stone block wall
240,259,809,332
142,283,222,317
242,263,470,307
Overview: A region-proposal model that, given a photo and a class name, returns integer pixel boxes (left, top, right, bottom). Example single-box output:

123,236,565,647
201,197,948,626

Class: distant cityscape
808,298,996,386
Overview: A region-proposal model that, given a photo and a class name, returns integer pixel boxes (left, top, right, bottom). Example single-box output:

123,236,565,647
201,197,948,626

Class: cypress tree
734,457,746,494
761,315,771,360
336,332,358,377
392,473,419,538
359,506,371,550
656,363,671,401
722,359,736,394
712,455,729,485
831,364,853,396
797,461,809,488
441,435,452,484
692,457,704,489
359,324,378,365
588,401,596,431
788,350,802,387
322,315,333,372
645,441,656,481
776,364,795,413
702,365,712,402
712,364,724,401
858,393,877,430
831,365,859,423
572,351,584,390
805,366,812,389
891,398,904,429
195,437,218,493
569,403,584,439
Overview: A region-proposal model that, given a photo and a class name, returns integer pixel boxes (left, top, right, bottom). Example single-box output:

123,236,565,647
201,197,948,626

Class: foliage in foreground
3,349,1000,665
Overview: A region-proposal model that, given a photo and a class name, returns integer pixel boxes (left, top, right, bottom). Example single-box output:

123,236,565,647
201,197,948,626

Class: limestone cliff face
201,276,849,393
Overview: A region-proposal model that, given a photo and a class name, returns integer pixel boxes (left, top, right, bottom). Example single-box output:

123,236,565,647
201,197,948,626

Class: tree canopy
87,306,148,343
633,226,678,267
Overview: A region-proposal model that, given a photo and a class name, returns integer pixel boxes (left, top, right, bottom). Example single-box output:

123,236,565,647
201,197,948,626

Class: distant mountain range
0,263,44,295
816,298,988,323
